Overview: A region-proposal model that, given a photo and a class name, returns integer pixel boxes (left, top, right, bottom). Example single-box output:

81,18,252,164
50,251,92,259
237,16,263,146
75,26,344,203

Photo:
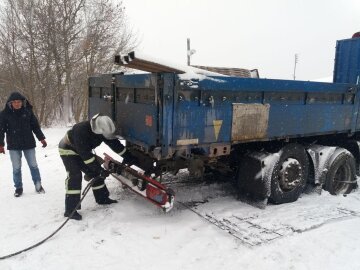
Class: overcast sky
121,0,360,81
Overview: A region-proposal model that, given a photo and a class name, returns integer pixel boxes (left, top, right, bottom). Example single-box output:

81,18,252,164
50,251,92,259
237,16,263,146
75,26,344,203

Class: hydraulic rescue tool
103,153,175,212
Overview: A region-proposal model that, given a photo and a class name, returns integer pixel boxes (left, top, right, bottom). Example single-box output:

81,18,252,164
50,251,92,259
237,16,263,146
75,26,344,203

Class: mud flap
237,151,280,201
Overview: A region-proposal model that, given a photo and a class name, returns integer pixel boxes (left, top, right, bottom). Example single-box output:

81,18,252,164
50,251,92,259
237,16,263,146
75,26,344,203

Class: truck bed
89,73,358,160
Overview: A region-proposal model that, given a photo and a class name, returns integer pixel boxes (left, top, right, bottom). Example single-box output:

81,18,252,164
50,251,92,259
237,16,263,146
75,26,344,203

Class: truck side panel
177,76,357,146
89,72,358,160
173,88,233,145
115,74,158,150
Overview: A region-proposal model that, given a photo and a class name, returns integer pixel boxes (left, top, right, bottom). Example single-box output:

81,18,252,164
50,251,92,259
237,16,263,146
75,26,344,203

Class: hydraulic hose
0,178,96,260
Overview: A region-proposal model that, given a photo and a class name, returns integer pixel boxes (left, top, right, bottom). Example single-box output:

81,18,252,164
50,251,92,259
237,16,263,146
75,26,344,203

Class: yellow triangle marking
213,120,223,141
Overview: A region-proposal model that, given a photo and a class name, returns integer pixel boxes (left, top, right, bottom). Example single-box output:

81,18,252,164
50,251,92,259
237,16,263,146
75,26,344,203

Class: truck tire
269,144,309,204
324,149,357,195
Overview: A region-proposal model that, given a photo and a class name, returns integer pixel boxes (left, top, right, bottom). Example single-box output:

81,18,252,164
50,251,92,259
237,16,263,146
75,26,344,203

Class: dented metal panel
232,103,270,141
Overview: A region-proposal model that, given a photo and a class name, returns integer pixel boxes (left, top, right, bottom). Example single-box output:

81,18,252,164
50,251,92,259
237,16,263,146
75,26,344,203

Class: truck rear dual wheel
269,144,309,204
324,149,356,195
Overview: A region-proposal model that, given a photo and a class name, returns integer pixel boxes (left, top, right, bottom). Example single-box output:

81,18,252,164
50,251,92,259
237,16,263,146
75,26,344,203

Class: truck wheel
269,144,309,204
324,149,356,195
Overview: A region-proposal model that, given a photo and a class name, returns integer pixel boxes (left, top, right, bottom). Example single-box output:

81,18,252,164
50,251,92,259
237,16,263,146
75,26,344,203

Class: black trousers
60,154,110,212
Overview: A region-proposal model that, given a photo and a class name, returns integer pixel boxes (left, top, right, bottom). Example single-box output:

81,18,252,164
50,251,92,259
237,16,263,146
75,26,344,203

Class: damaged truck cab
89,34,360,205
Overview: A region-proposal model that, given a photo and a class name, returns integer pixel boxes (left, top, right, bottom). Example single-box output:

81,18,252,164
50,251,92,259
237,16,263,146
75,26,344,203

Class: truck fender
306,145,337,186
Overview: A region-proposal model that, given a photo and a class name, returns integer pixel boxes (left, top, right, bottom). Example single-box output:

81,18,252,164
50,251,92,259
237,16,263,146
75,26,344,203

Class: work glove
0,145,5,154
122,151,137,165
41,139,47,148
99,168,110,179
100,169,110,179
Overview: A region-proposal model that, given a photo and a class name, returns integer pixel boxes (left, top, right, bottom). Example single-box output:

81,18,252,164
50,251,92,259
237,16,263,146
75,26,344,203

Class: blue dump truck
88,33,360,205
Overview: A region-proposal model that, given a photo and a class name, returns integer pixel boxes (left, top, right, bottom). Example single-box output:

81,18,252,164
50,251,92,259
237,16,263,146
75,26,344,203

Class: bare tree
0,0,136,125
72,0,137,122
0,0,52,123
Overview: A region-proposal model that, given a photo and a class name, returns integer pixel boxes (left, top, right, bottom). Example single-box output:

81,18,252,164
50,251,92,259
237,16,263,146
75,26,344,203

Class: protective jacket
59,121,126,178
0,92,45,150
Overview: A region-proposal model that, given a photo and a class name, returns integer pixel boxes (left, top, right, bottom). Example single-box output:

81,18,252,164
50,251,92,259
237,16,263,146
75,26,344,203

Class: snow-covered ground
1,127,360,270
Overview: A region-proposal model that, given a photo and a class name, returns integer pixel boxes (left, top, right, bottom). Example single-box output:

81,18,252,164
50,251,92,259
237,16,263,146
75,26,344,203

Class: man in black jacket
0,92,47,197
59,113,135,220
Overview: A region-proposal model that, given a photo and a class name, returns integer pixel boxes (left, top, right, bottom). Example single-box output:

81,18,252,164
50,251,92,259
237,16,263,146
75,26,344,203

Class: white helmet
90,114,117,139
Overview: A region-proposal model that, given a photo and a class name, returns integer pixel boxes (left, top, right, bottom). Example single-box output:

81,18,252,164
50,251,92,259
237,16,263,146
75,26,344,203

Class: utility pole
293,53,298,80
187,38,196,66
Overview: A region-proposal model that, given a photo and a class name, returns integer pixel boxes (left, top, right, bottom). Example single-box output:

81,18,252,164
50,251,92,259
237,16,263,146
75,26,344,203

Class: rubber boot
93,185,117,204
64,210,82,220
64,194,82,220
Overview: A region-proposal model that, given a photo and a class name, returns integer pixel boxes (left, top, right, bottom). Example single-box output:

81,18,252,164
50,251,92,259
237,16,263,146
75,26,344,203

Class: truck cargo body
88,36,360,204
89,74,357,158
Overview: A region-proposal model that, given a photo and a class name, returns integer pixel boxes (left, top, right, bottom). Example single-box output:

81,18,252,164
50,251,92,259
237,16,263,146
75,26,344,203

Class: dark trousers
60,154,110,212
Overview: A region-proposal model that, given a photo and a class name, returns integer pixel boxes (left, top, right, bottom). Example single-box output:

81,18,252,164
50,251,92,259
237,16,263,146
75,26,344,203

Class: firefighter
58,113,135,220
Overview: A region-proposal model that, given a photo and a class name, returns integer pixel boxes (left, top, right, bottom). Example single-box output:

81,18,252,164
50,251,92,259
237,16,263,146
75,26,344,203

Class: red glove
41,139,47,148
0,145,5,154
